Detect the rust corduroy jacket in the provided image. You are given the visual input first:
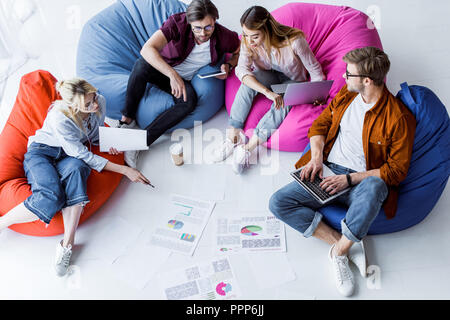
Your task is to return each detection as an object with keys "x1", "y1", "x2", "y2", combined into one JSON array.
[{"x1": 295, "y1": 85, "x2": 416, "y2": 219}]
